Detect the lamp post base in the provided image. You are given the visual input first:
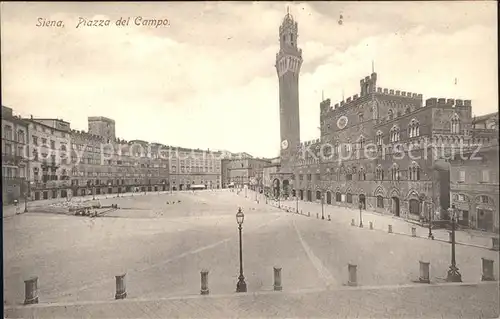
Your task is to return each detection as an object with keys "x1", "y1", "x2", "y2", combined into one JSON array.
[
  {"x1": 236, "y1": 276, "x2": 247, "y2": 293},
  {"x1": 446, "y1": 266, "x2": 462, "y2": 282}
]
